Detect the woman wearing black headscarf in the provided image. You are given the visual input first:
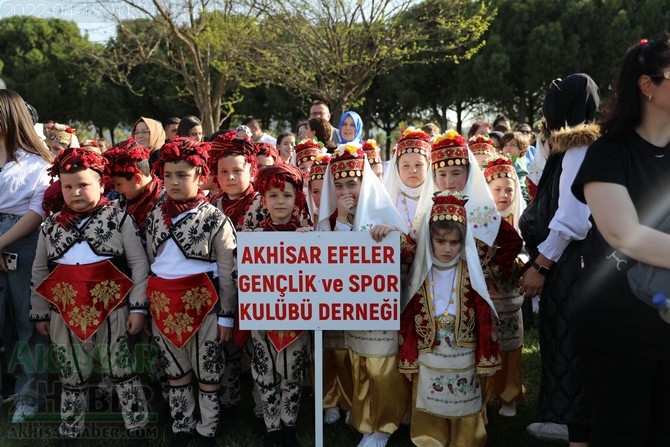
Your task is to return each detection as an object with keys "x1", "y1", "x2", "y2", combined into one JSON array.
[{"x1": 518, "y1": 73, "x2": 600, "y2": 446}]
